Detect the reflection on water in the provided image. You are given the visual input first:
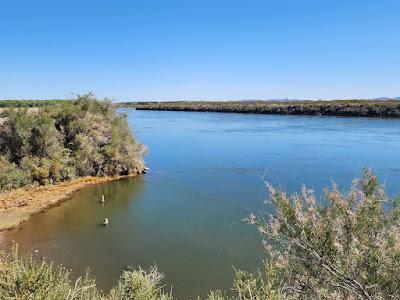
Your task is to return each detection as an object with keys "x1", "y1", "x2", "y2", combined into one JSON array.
[
  {"x1": 0, "y1": 177, "x2": 146, "y2": 289},
  {"x1": 1, "y1": 110, "x2": 400, "y2": 299}
]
